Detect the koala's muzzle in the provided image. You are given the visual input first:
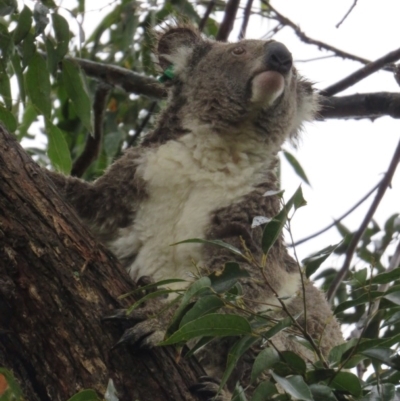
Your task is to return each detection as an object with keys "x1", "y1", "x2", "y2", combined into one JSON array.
[{"x1": 265, "y1": 42, "x2": 293, "y2": 74}]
